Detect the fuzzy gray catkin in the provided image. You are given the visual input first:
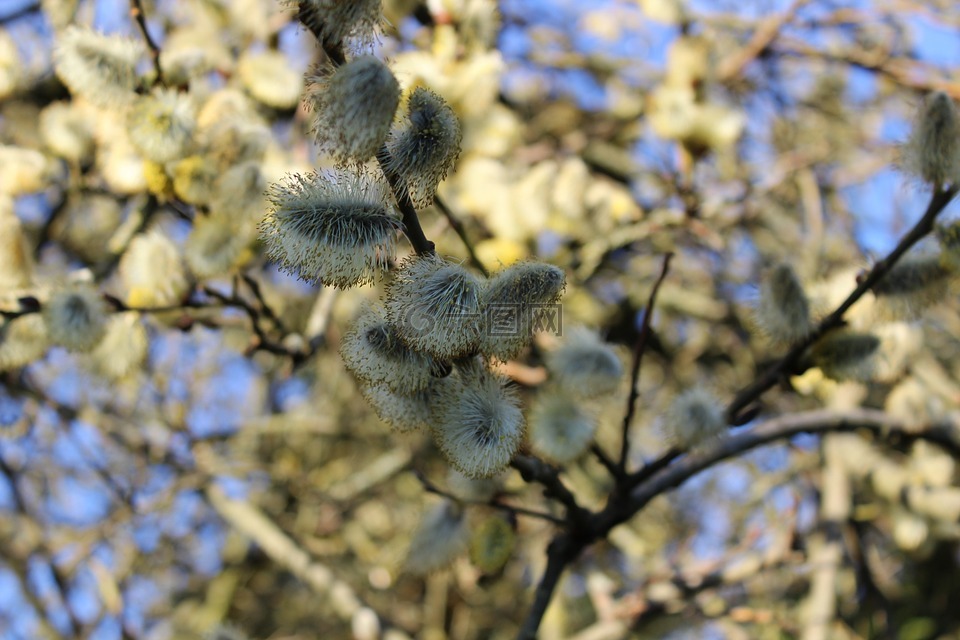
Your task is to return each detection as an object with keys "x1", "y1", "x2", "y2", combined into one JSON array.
[
  {"x1": 259, "y1": 169, "x2": 403, "y2": 288},
  {"x1": 901, "y1": 91, "x2": 960, "y2": 187}
]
